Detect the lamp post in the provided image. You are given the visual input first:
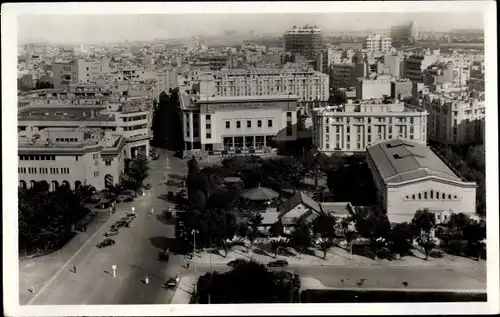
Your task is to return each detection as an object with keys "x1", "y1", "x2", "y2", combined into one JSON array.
[{"x1": 191, "y1": 229, "x2": 199, "y2": 293}]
